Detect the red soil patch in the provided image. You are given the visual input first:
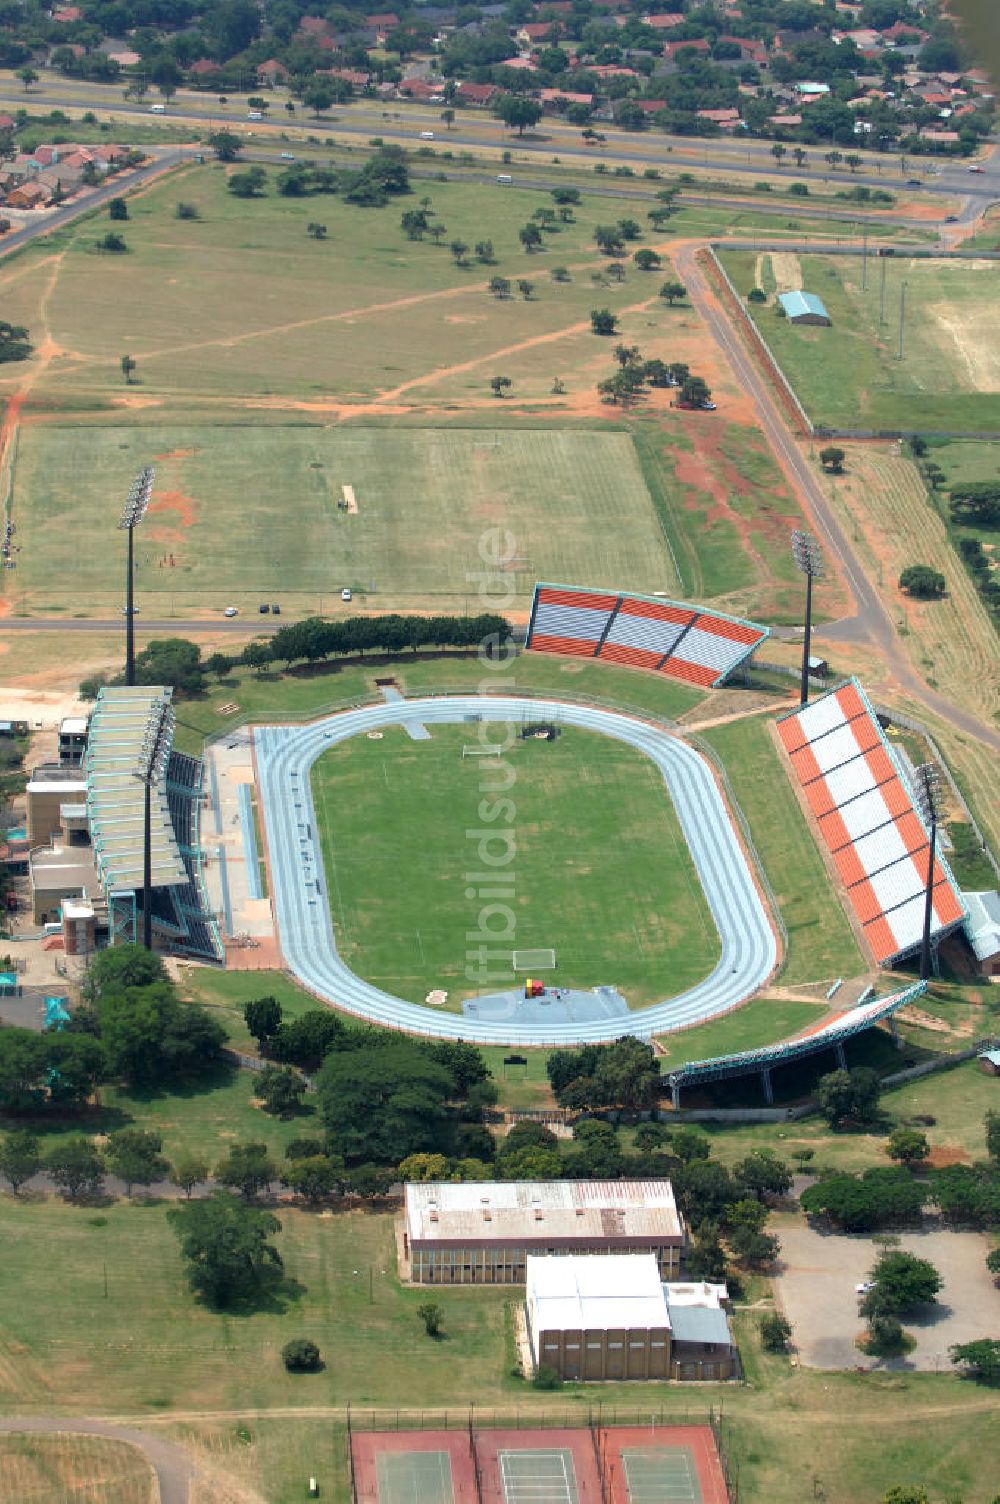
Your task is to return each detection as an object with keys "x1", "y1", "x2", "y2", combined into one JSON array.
[
  {"x1": 670, "y1": 419, "x2": 794, "y2": 576},
  {"x1": 926, "y1": 1144, "x2": 971, "y2": 1169},
  {"x1": 148, "y1": 490, "x2": 197, "y2": 528},
  {"x1": 154, "y1": 447, "x2": 200, "y2": 461}
]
